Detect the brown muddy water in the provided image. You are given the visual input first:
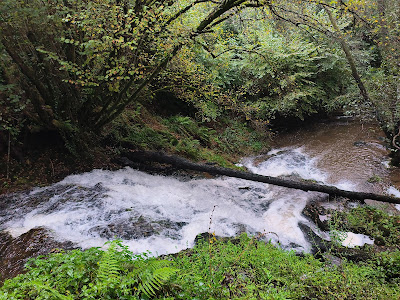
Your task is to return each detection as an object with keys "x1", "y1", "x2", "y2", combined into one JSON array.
[{"x1": 271, "y1": 116, "x2": 400, "y2": 195}]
